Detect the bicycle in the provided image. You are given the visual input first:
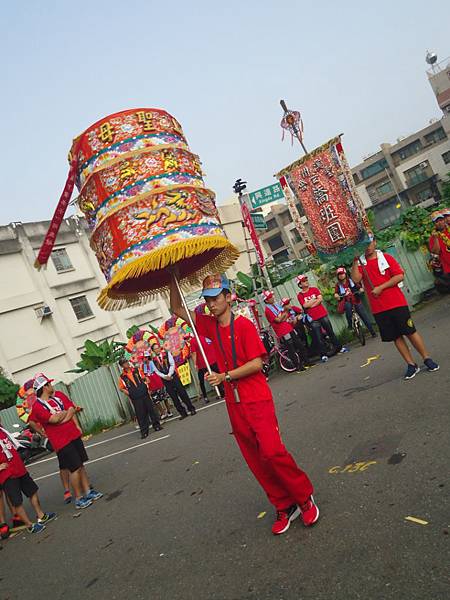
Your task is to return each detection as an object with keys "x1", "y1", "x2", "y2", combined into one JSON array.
[
  {"x1": 338, "y1": 294, "x2": 366, "y2": 347},
  {"x1": 260, "y1": 330, "x2": 301, "y2": 374},
  {"x1": 351, "y1": 303, "x2": 366, "y2": 346}
]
